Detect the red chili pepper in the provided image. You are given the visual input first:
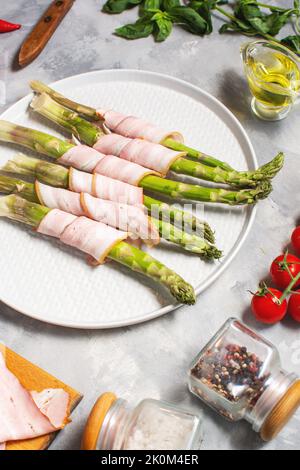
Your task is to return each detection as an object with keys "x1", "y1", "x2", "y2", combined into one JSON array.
[{"x1": 0, "y1": 19, "x2": 21, "y2": 33}]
